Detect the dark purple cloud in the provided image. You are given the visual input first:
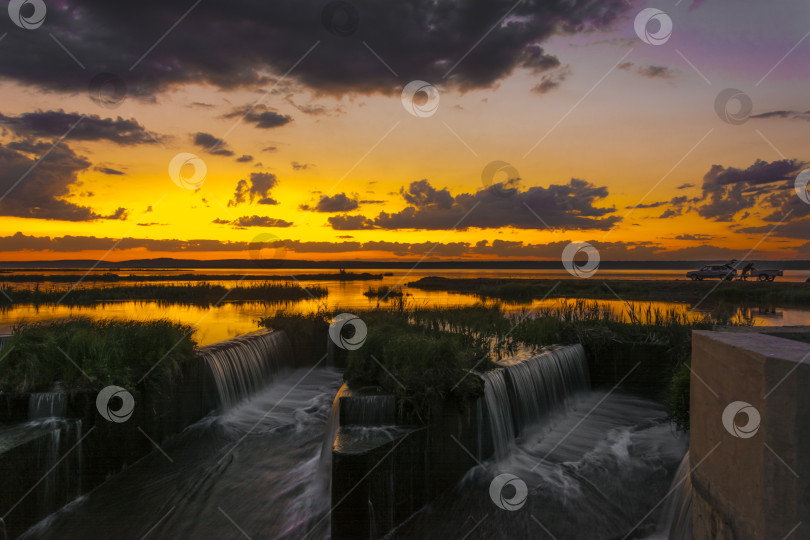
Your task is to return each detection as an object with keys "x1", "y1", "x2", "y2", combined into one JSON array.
[
  {"x1": 302, "y1": 193, "x2": 359, "y2": 213},
  {"x1": 0, "y1": 110, "x2": 159, "y2": 145},
  {"x1": 225, "y1": 106, "x2": 293, "y2": 129},
  {"x1": 0, "y1": 142, "x2": 127, "y2": 221},
  {"x1": 228, "y1": 172, "x2": 280, "y2": 207},
  {"x1": 329, "y1": 177, "x2": 618, "y2": 231},
  {"x1": 193, "y1": 132, "x2": 234, "y2": 156},
  {"x1": 0, "y1": 1, "x2": 630, "y2": 98}
]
